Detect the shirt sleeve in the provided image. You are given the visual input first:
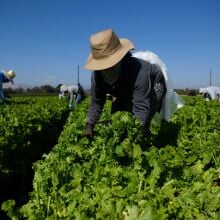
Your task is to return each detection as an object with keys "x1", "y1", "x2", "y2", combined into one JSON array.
[
  {"x1": 87, "y1": 72, "x2": 106, "y2": 124},
  {"x1": 132, "y1": 66, "x2": 151, "y2": 126},
  {"x1": 0, "y1": 73, "x2": 6, "y2": 101}
]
